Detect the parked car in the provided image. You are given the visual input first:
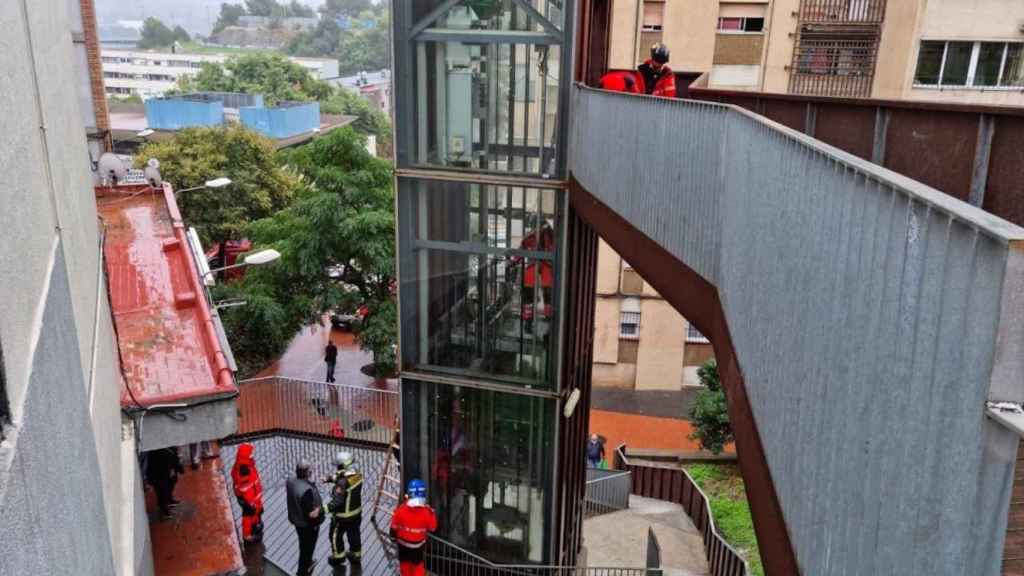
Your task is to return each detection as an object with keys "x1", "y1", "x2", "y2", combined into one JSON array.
[{"x1": 331, "y1": 305, "x2": 368, "y2": 330}]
